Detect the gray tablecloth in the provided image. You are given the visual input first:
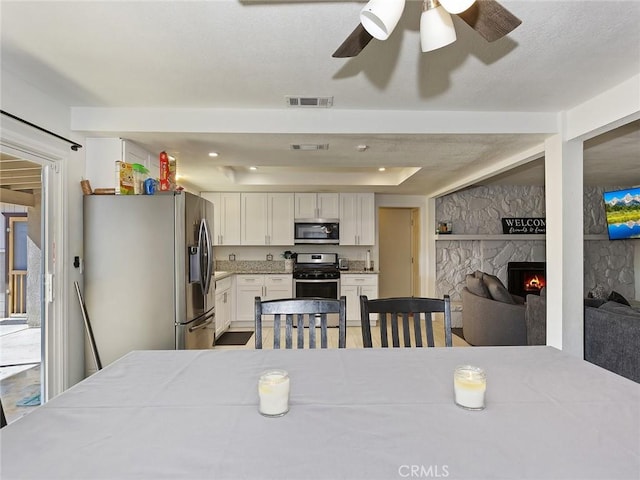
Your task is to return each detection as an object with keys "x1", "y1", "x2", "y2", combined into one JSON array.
[{"x1": 1, "y1": 346, "x2": 639, "y2": 479}]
